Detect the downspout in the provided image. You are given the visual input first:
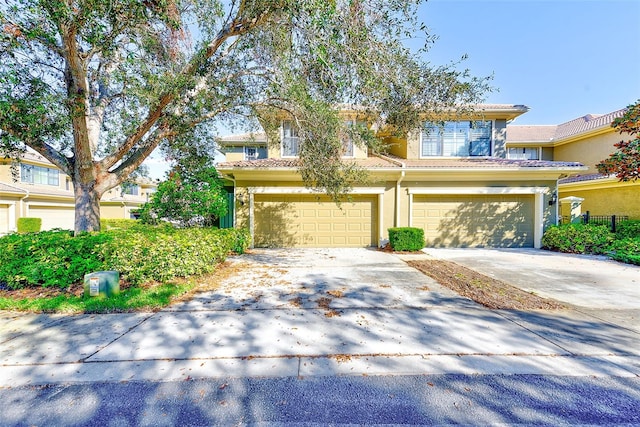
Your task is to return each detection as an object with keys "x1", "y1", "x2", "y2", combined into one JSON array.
[{"x1": 19, "y1": 189, "x2": 29, "y2": 219}]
